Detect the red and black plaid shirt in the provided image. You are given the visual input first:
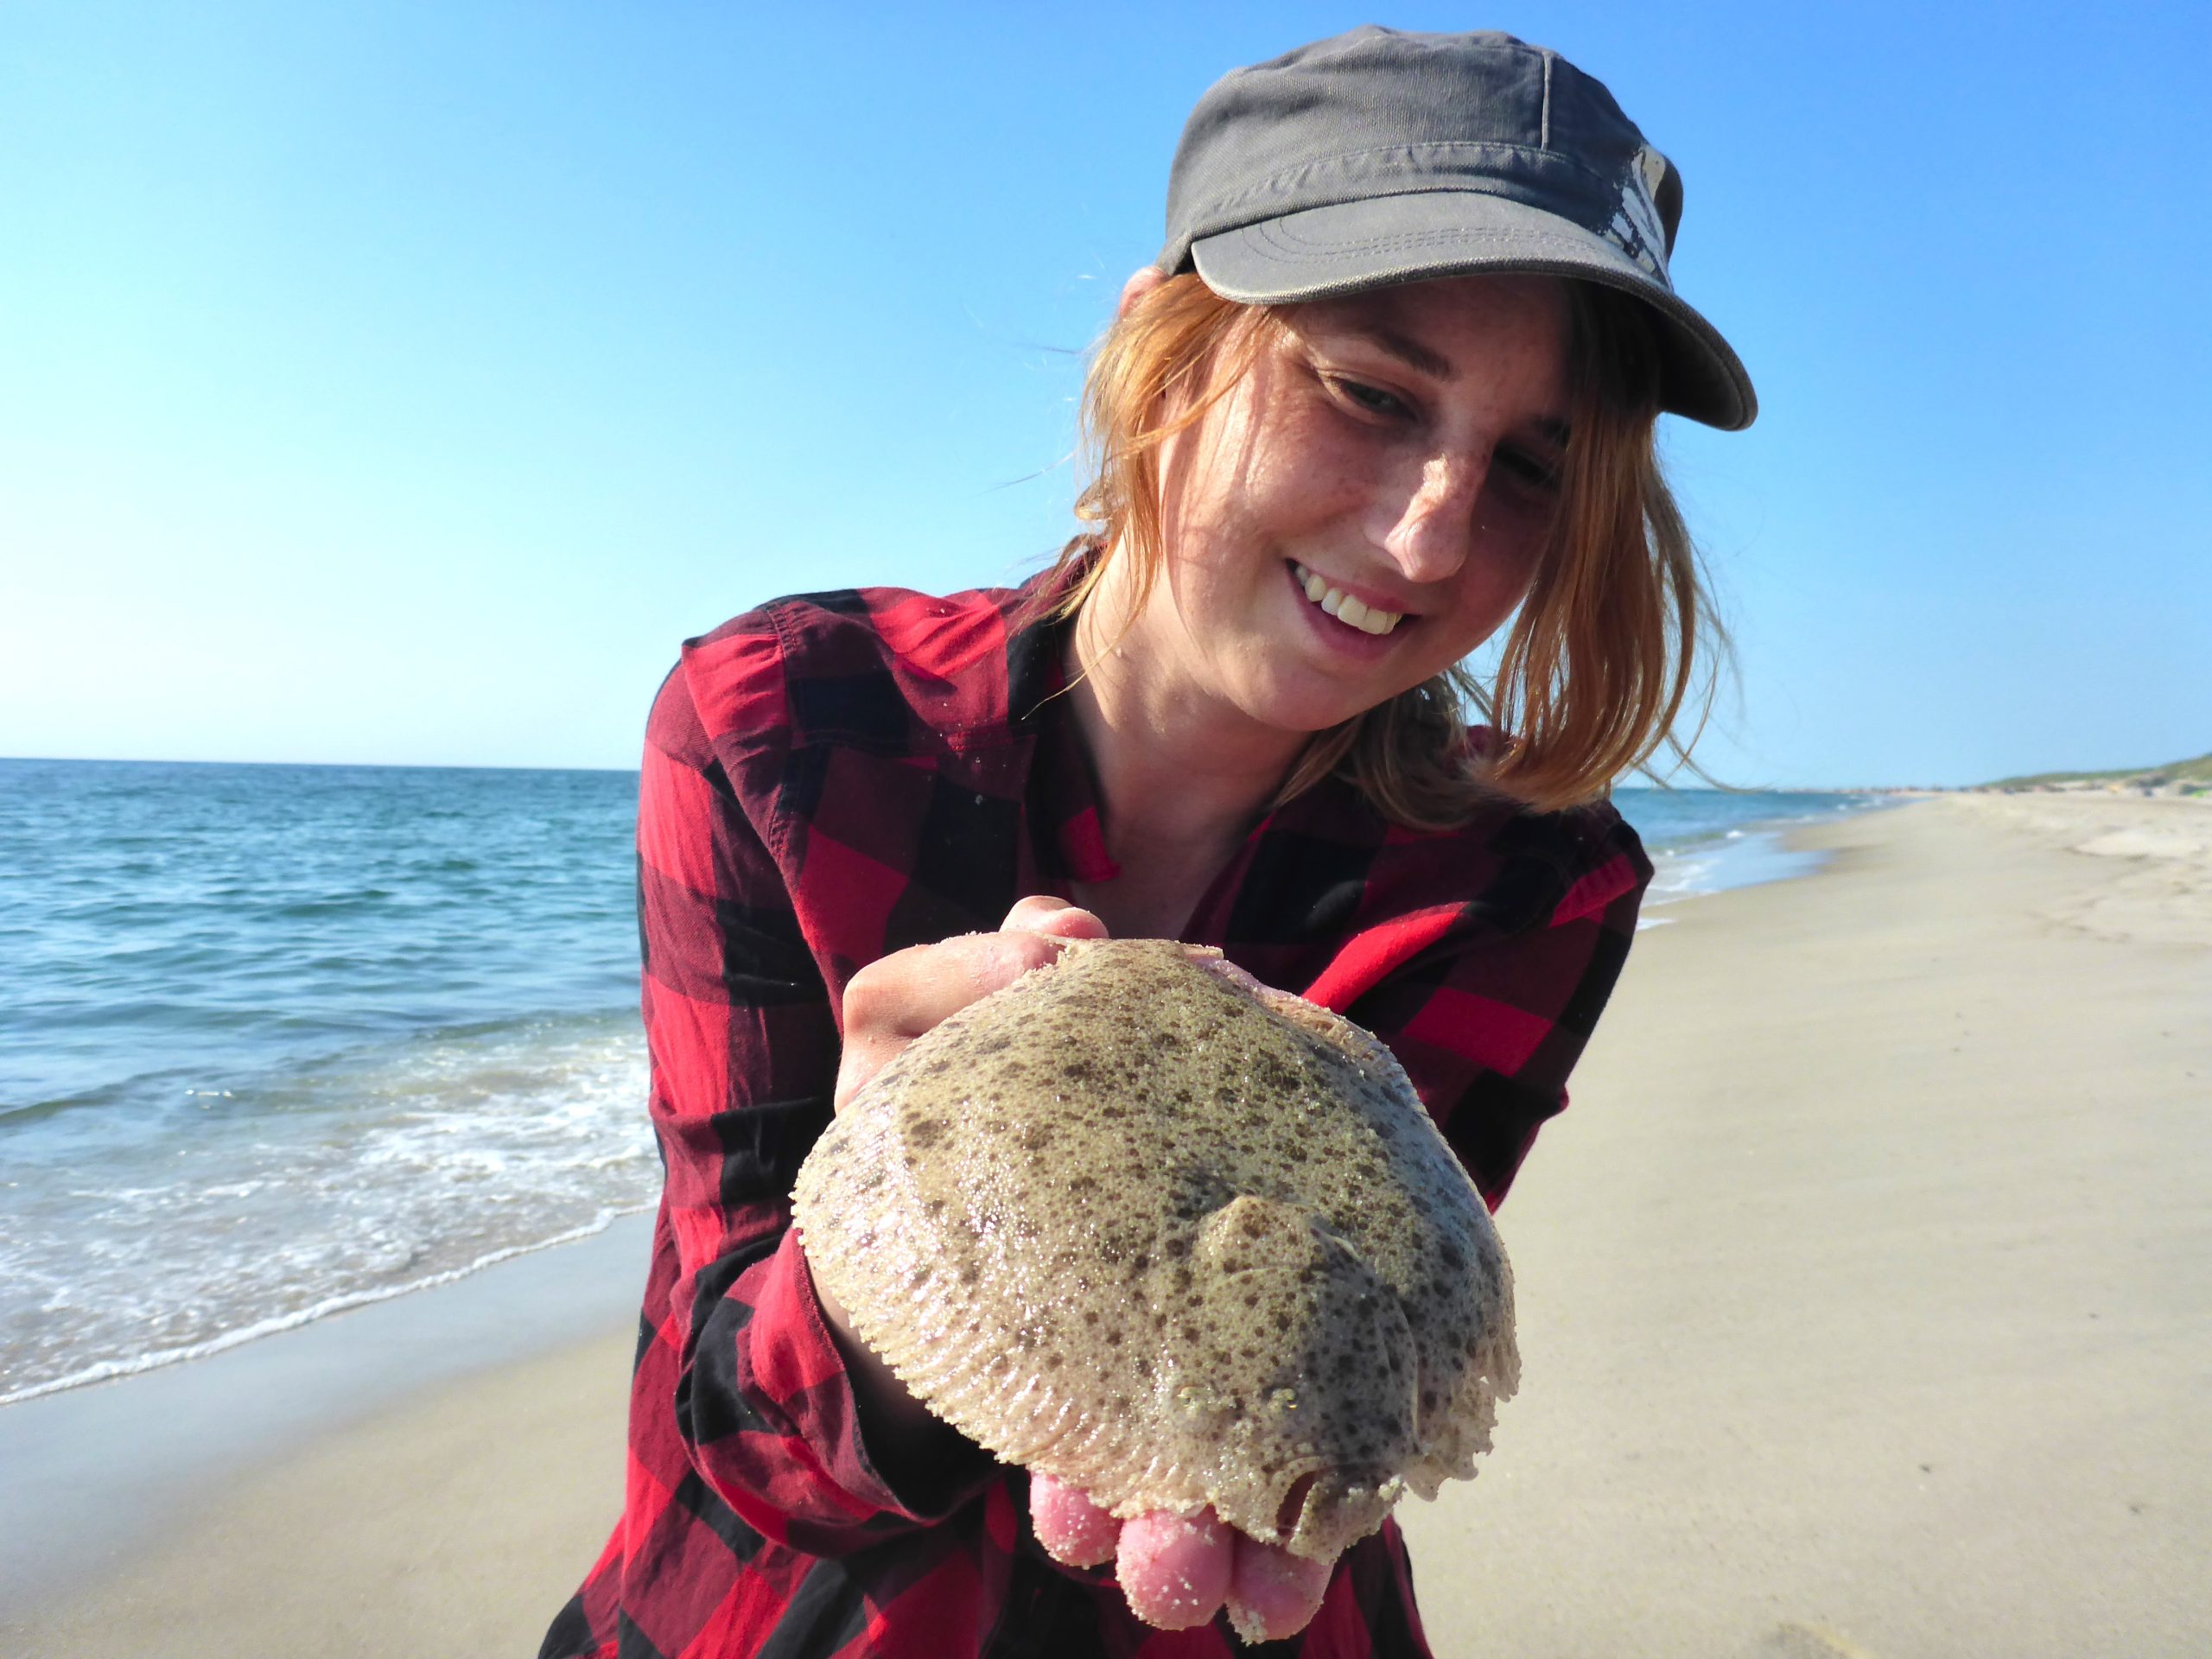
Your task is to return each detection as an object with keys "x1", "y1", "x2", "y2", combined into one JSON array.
[{"x1": 542, "y1": 571, "x2": 1651, "y2": 1659}]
